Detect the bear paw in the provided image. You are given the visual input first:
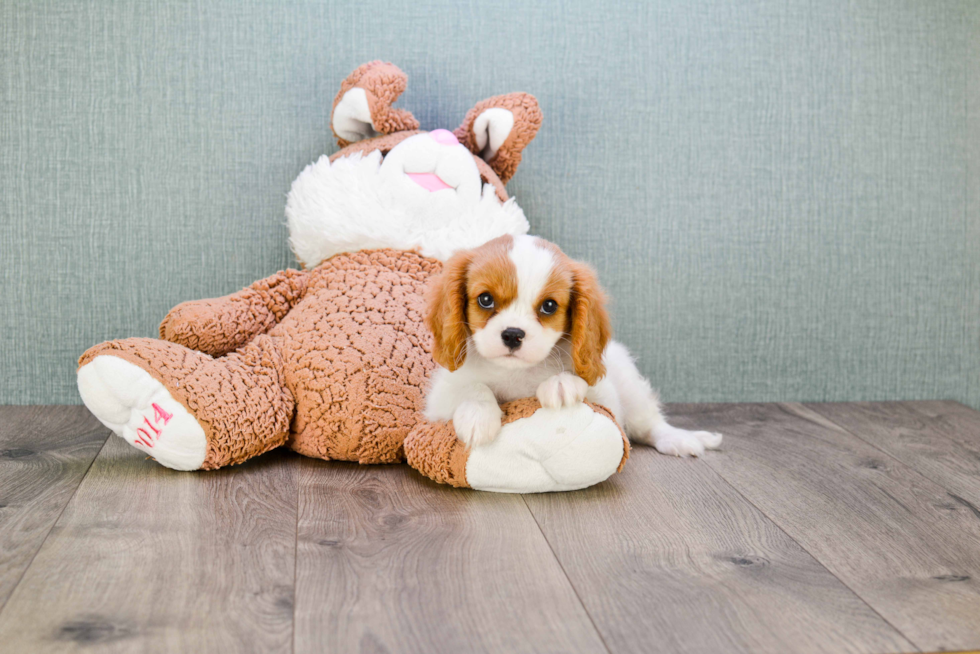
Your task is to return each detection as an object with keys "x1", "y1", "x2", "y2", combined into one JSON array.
[
  {"x1": 466, "y1": 403, "x2": 625, "y2": 493},
  {"x1": 77, "y1": 356, "x2": 206, "y2": 470}
]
